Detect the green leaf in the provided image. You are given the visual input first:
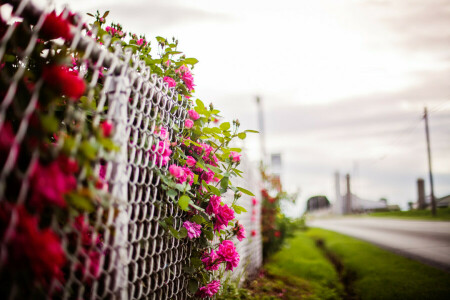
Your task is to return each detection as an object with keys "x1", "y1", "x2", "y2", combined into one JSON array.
[
  {"x1": 178, "y1": 195, "x2": 190, "y2": 211},
  {"x1": 204, "y1": 229, "x2": 214, "y2": 241},
  {"x1": 238, "y1": 132, "x2": 247, "y2": 140},
  {"x1": 191, "y1": 257, "x2": 202, "y2": 268},
  {"x1": 196, "y1": 99, "x2": 205, "y2": 110},
  {"x1": 245, "y1": 129, "x2": 259, "y2": 133},
  {"x1": 40, "y1": 115, "x2": 59, "y2": 132},
  {"x1": 220, "y1": 122, "x2": 230, "y2": 131},
  {"x1": 66, "y1": 192, "x2": 95, "y2": 213},
  {"x1": 167, "y1": 189, "x2": 177, "y2": 200},
  {"x1": 184, "y1": 58, "x2": 199, "y2": 65},
  {"x1": 102, "y1": 11, "x2": 110, "y2": 18},
  {"x1": 80, "y1": 141, "x2": 98, "y2": 160},
  {"x1": 179, "y1": 227, "x2": 188, "y2": 239},
  {"x1": 98, "y1": 137, "x2": 119, "y2": 152},
  {"x1": 232, "y1": 204, "x2": 247, "y2": 214},
  {"x1": 237, "y1": 187, "x2": 255, "y2": 196},
  {"x1": 191, "y1": 214, "x2": 205, "y2": 225},
  {"x1": 220, "y1": 177, "x2": 229, "y2": 191},
  {"x1": 188, "y1": 279, "x2": 199, "y2": 294},
  {"x1": 168, "y1": 226, "x2": 180, "y2": 239},
  {"x1": 156, "y1": 36, "x2": 166, "y2": 44},
  {"x1": 206, "y1": 184, "x2": 221, "y2": 196}
]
